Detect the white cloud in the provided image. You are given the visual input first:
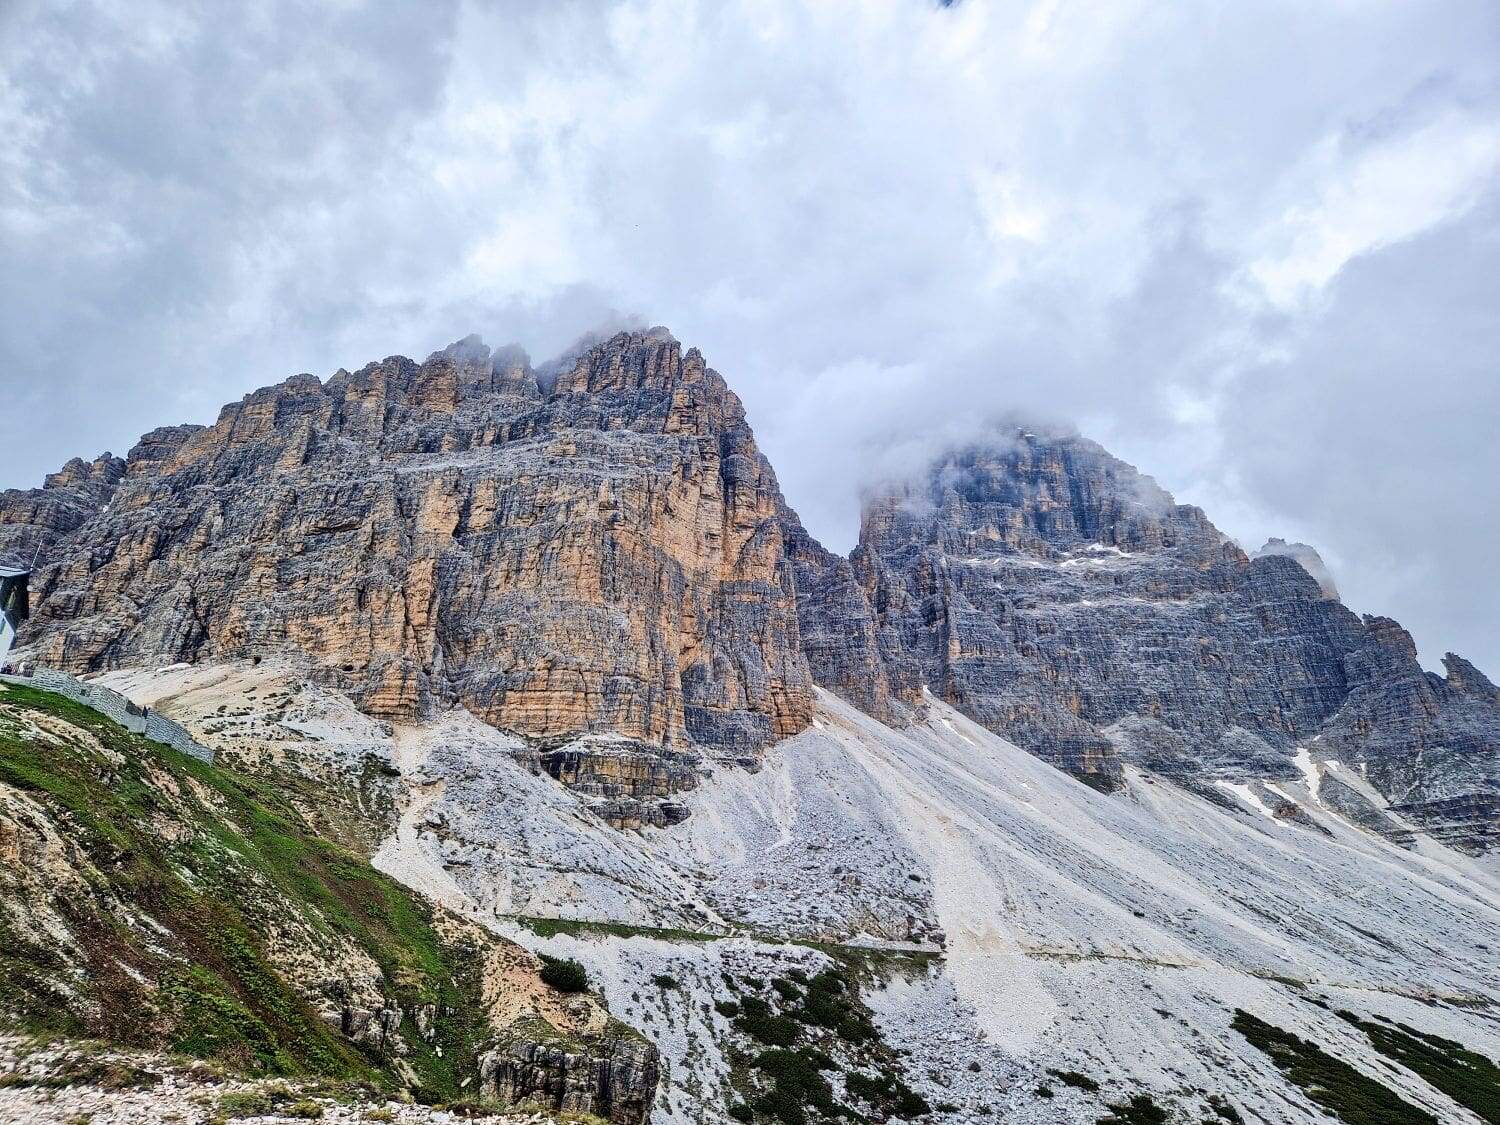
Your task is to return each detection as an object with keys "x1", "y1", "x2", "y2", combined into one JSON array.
[
  {"x1": 1250, "y1": 111, "x2": 1500, "y2": 305},
  {"x1": 1, "y1": 0, "x2": 1498, "y2": 670}
]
